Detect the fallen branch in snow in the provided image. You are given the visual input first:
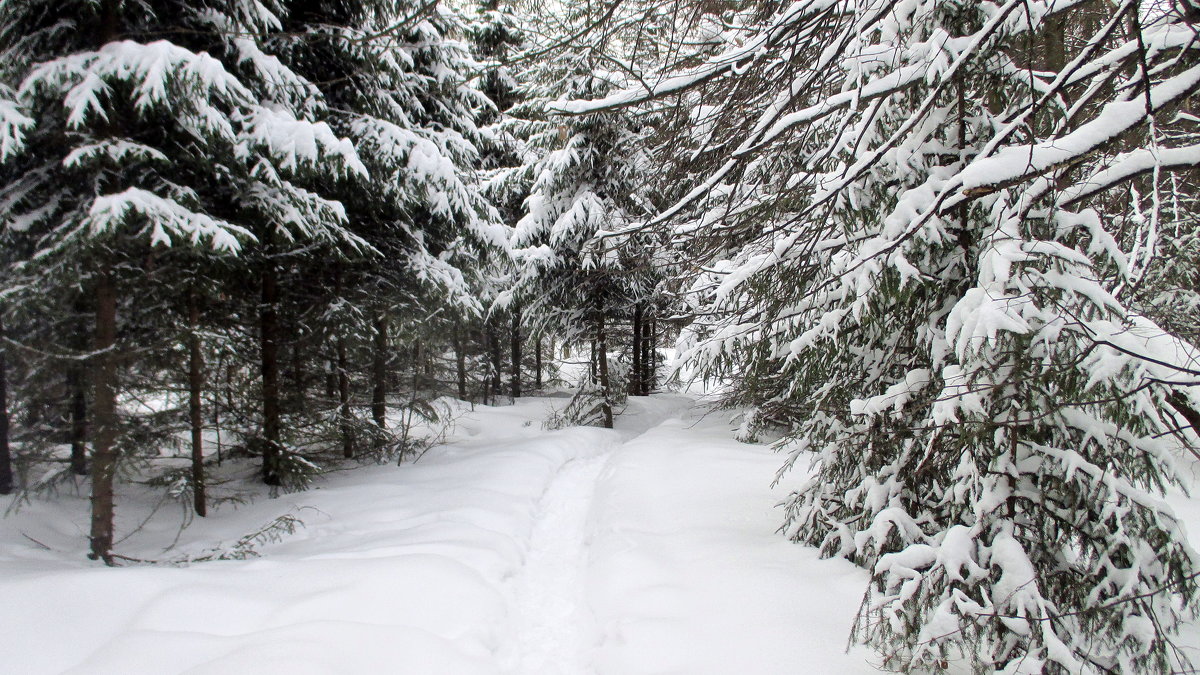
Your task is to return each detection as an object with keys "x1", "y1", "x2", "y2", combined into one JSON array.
[{"x1": 100, "y1": 509, "x2": 313, "y2": 566}]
